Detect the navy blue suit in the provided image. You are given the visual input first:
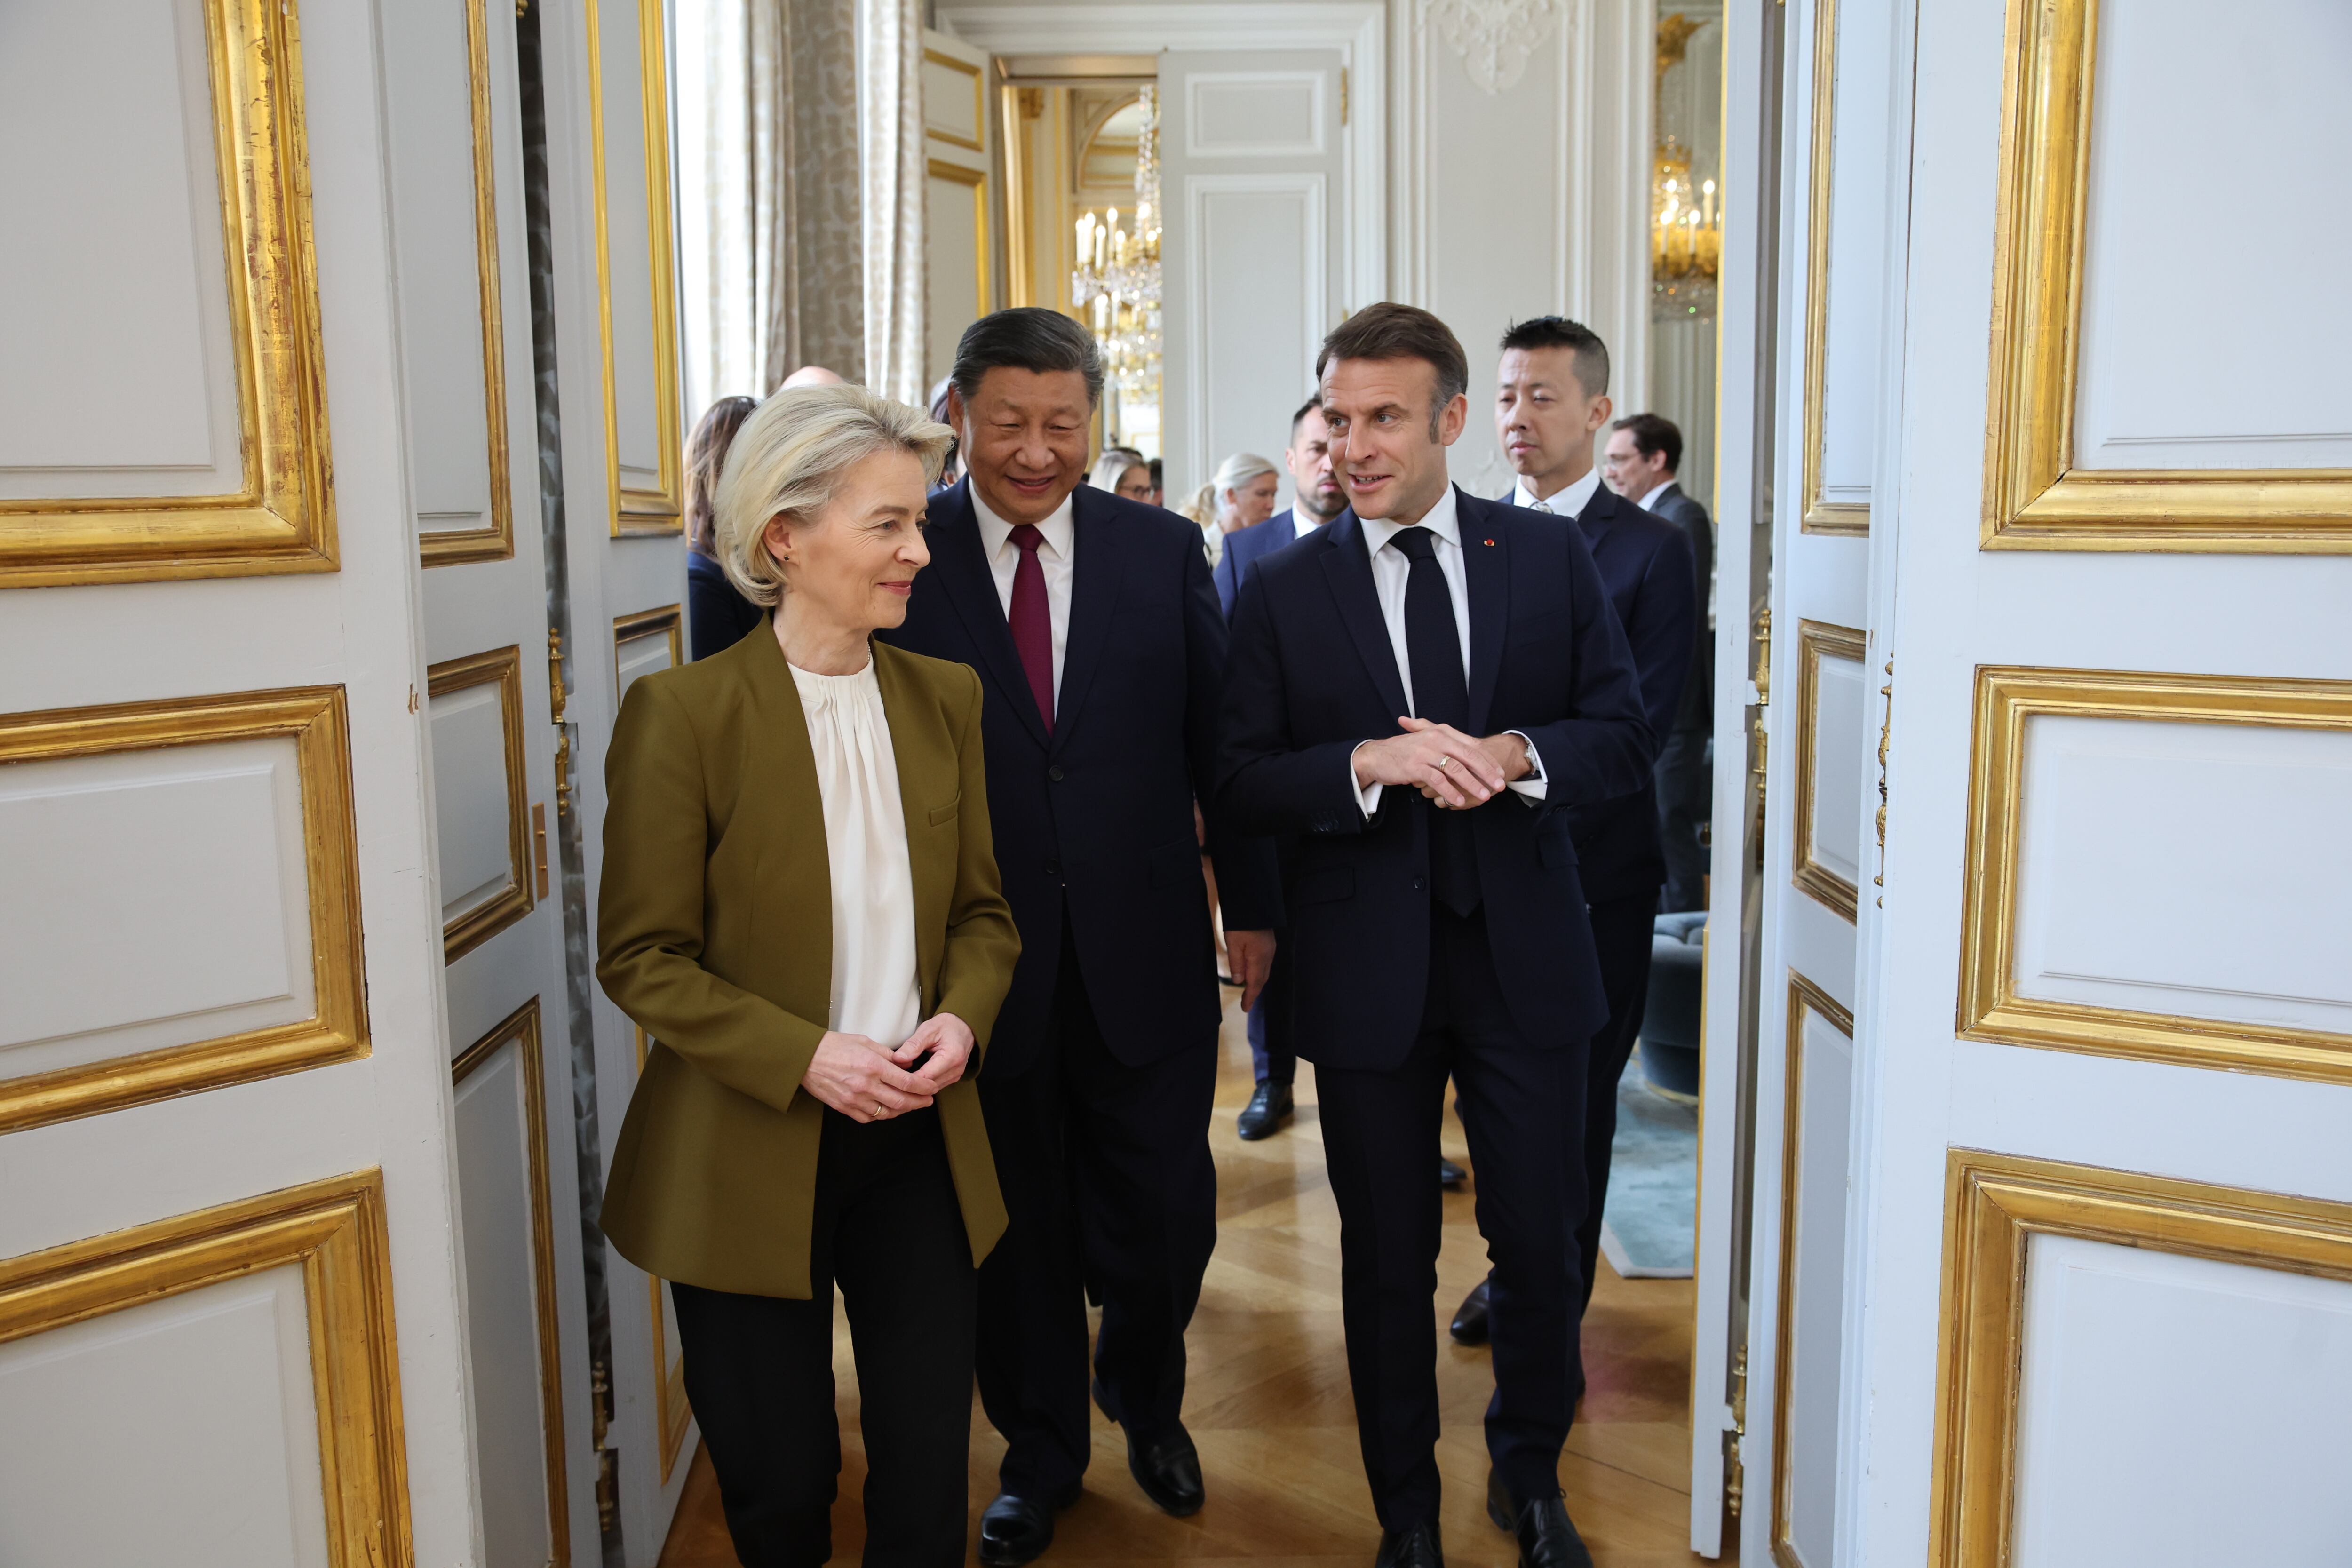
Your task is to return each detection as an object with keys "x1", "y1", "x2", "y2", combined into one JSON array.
[
  {"x1": 1210, "y1": 507, "x2": 1331, "y2": 1087},
  {"x1": 1510, "y1": 480, "x2": 1697, "y2": 1317},
  {"x1": 882, "y1": 477, "x2": 1278, "y2": 1496},
  {"x1": 1215, "y1": 486, "x2": 1652, "y2": 1527},
  {"x1": 1646, "y1": 481, "x2": 1715, "y2": 911}
]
